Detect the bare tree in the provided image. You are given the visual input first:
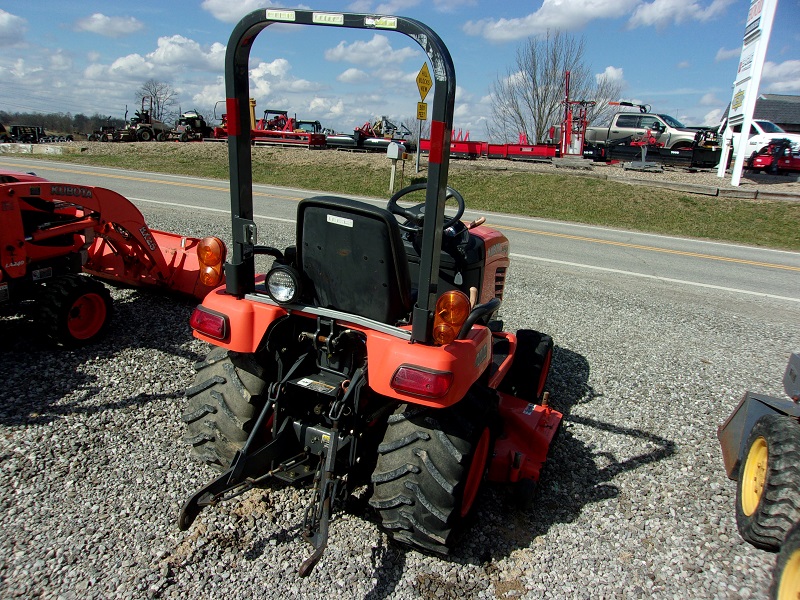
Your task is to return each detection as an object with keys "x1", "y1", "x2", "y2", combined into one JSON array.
[
  {"x1": 135, "y1": 79, "x2": 179, "y2": 123},
  {"x1": 488, "y1": 31, "x2": 623, "y2": 143}
]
